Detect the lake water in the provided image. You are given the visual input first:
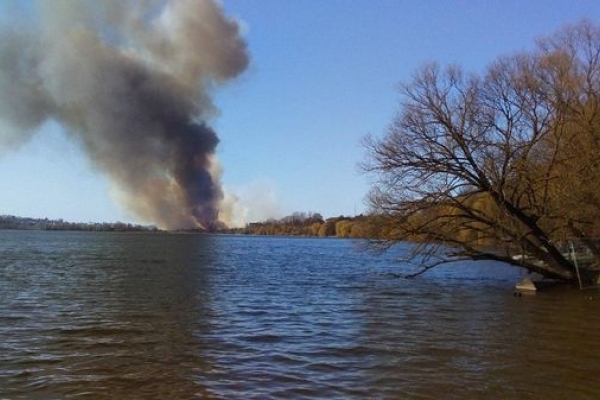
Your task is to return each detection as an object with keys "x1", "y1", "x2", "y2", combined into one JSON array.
[{"x1": 1, "y1": 230, "x2": 600, "y2": 399}]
